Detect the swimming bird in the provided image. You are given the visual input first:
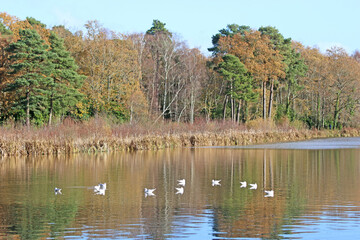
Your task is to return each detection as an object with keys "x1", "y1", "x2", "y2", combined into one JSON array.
[
  {"x1": 175, "y1": 187, "x2": 184, "y2": 194},
  {"x1": 144, "y1": 188, "x2": 156, "y2": 194},
  {"x1": 212, "y1": 180, "x2": 221, "y2": 186},
  {"x1": 177, "y1": 179, "x2": 185, "y2": 186},
  {"x1": 94, "y1": 183, "x2": 107, "y2": 192},
  {"x1": 249, "y1": 183, "x2": 257, "y2": 190},
  {"x1": 54, "y1": 187, "x2": 62, "y2": 195},
  {"x1": 240, "y1": 181, "x2": 247, "y2": 188},
  {"x1": 264, "y1": 190, "x2": 274, "y2": 197}
]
